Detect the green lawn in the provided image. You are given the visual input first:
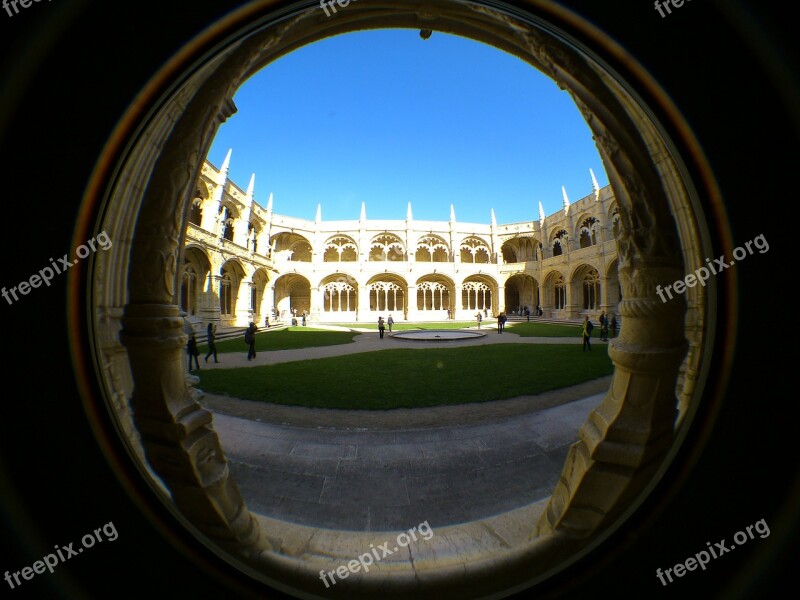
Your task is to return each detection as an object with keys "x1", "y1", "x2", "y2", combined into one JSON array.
[
  {"x1": 334, "y1": 321, "x2": 477, "y2": 331},
  {"x1": 504, "y1": 322, "x2": 585, "y2": 337},
  {"x1": 196, "y1": 344, "x2": 613, "y2": 410},
  {"x1": 198, "y1": 327, "x2": 357, "y2": 354}
]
